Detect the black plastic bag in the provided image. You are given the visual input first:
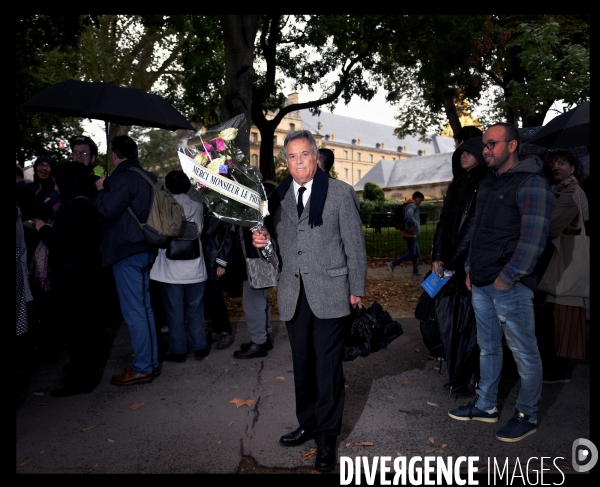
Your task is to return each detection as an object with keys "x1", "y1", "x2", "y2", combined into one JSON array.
[{"x1": 343, "y1": 301, "x2": 403, "y2": 362}]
